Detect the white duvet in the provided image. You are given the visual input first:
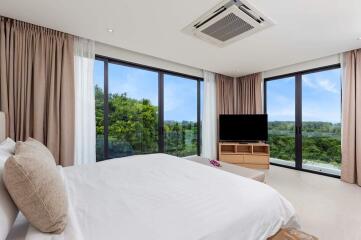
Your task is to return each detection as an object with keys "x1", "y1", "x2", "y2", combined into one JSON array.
[{"x1": 21, "y1": 154, "x2": 298, "y2": 240}]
